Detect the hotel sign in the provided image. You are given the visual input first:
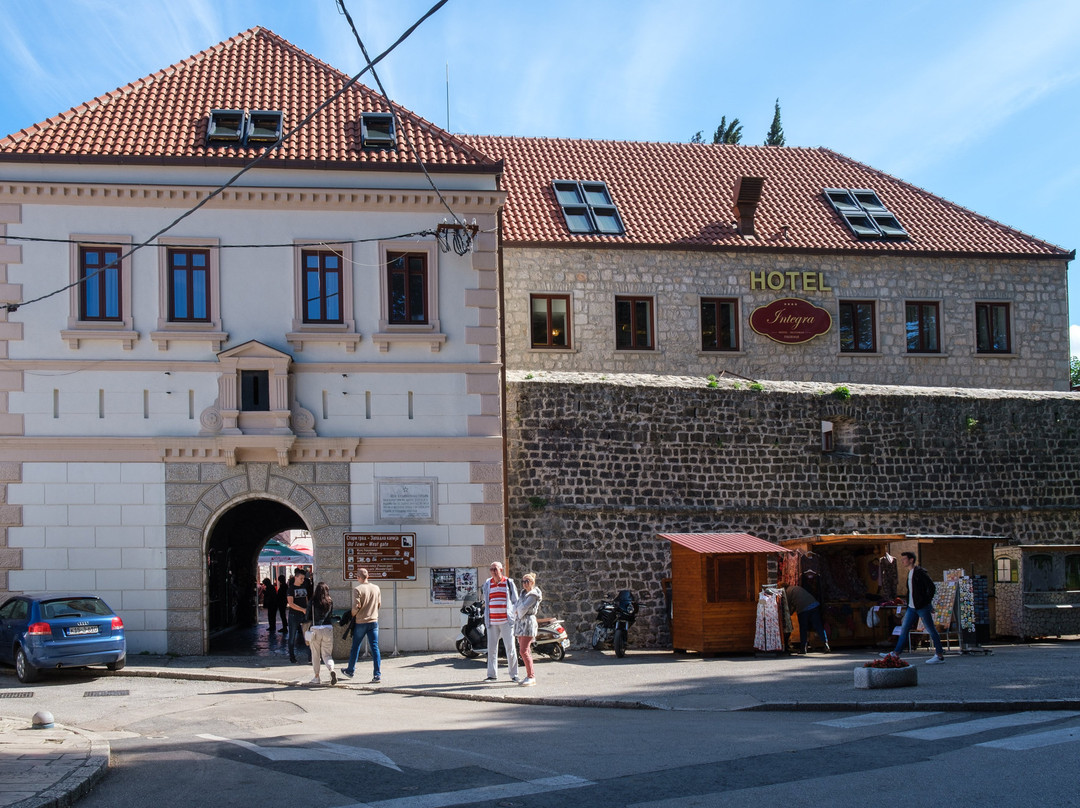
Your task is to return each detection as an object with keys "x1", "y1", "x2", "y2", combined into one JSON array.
[{"x1": 750, "y1": 298, "x2": 832, "y2": 345}]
